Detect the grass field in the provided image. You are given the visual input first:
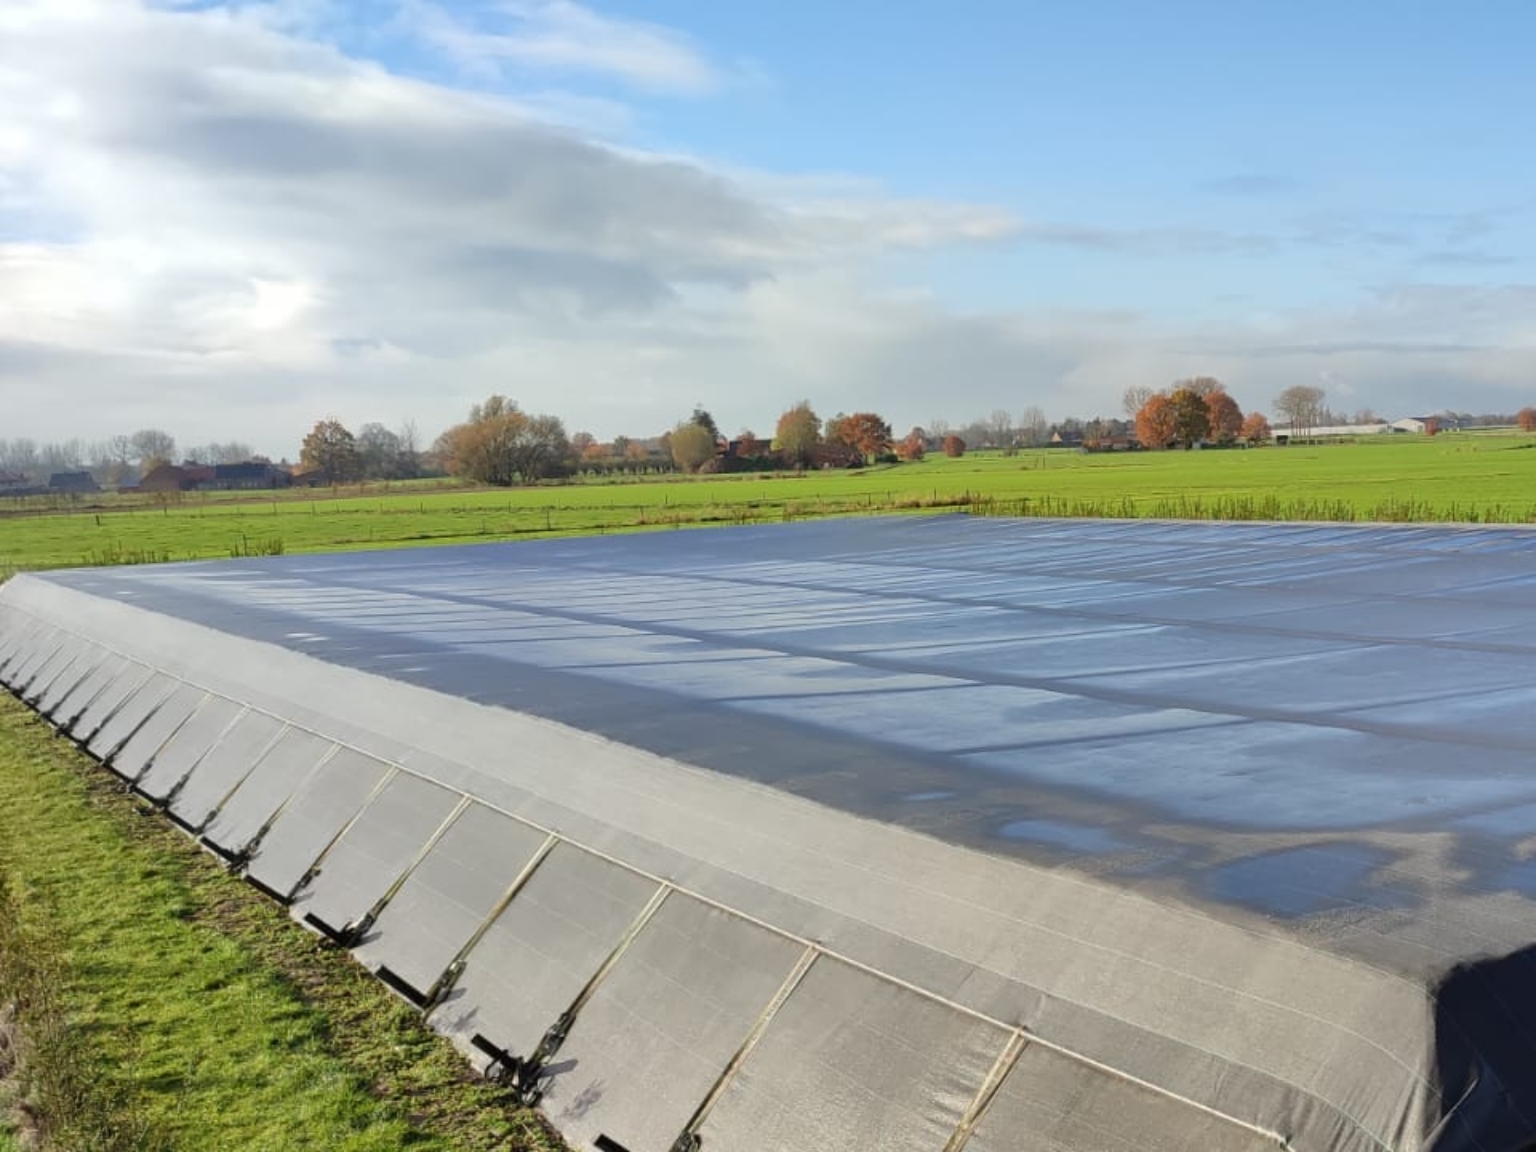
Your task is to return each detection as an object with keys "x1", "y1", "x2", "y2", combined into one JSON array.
[
  {"x1": 4, "y1": 432, "x2": 1536, "y2": 572},
  {"x1": 0, "y1": 694, "x2": 562, "y2": 1152}
]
